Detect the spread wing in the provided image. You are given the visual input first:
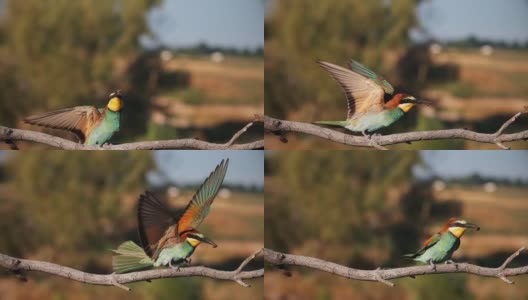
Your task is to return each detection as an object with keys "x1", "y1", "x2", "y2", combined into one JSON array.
[
  {"x1": 24, "y1": 106, "x2": 102, "y2": 143},
  {"x1": 411, "y1": 232, "x2": 441, "y2": 258},
  {"x1": 137, "y1": 191, "x2": 177, "y2": 258},
  {"x1": 177, "y1": 159, "x2": 229, "y2": 234},
  {"x1": 347, "y1": 60, "x2": 394, "y2": 95},
  {"x1": 318, "y1": 61, "x2": 386, "y2": 120}
]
